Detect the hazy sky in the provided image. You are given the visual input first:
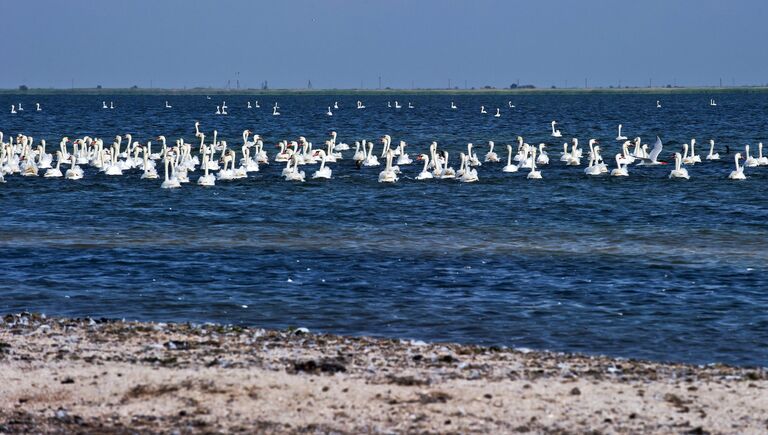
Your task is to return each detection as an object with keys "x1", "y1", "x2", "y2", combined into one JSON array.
[{"x1": 2, "y1": 0, "x2": 766, "y2": 89}]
